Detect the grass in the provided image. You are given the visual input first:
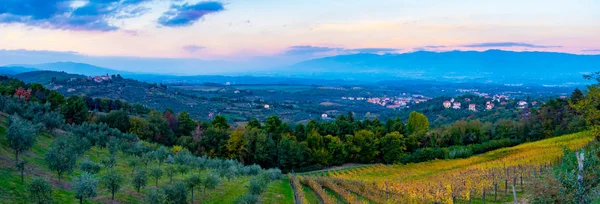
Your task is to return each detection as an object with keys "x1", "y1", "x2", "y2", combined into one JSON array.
[
  {"x1": 261, "y1": 177, "x2": 295, "y2": 204},
  {"x1": 301, "y1": 184, "x2": 320, "y2": 203}
]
